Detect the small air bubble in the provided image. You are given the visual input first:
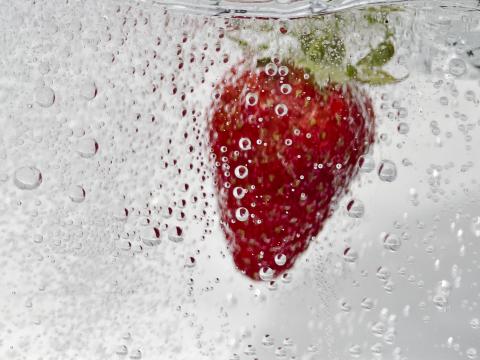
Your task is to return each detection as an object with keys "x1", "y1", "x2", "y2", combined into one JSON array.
[
  {"x1": 275, "y1": 104, "x2": 288, "y2": 117},
  {"x1": 76, "y1": 137, "x2": 98, "y2": 158},
  {"x1": 280, "y1": 84, "x2": 292, "y2": 94},
  {"x1": 233, "y1": 187, "x2": 247, "y2": 200},
  {"x1": 35, "y1": 86, "x2": 55, "y2": 107},
  {"x1": 234, "y1": 165, "x2": 248, "y2": 179},
  {"x1": 346, "y1": 199, "x2": 365, "y2": 218},
  {"x1": 378, "y1": 160, "x2": 397, "y2": 182},
  {"x1": 68, "y1": 185, "x2": 86, "y2": 203},
  {"x1": 278, "y1": 65, "x2": 289, "y2": 76},
  {"x1": 259, "y1": 267, "x2": 274, "y2": 281},
  {"x1": 265, "y1": 63, "x2": 278, "y2": 76},
  {"x1": 14, "y1": 166, "x2": 42, "y2": 190},
  {"x1": 235, "y1": 207, "x2": 249, "y2": 222},
  {"x1": 449, "y1": 58, "x2": 467, "y2": 76},
  {"x1": 383, "y1": 233, "x2": 401, "y2": 251},
  {"x1": 239, "y1": 138, "x2": 252, "y2": 151},
  {"x1": 274, "y1": 254, "x2": 287, "y2": 266},
  {"x1": 245, "y1": 92, "x2": 258, "y2": 107}
]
